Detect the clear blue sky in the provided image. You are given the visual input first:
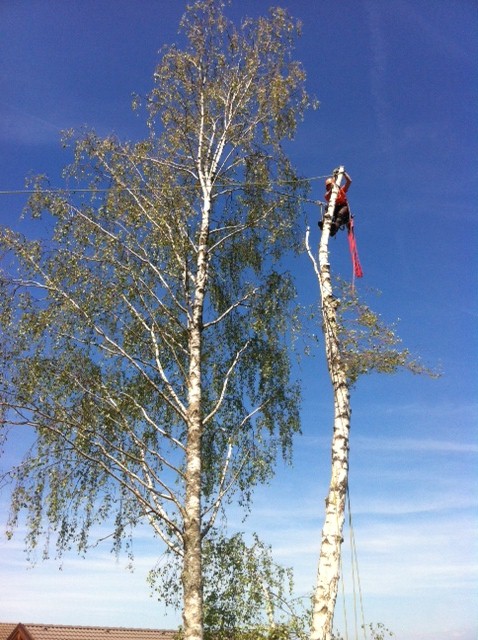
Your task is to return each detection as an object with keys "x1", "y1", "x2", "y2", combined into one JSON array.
[{"x1": 0, "y1": 1, "x2": 476, "y2": 639}]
